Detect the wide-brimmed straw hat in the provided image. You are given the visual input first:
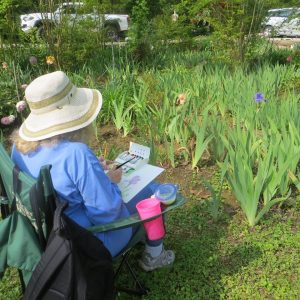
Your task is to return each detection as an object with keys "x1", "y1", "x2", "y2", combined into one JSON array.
[{"x1": 19, "y1": 71, "x2": 102, "y2": 141}]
